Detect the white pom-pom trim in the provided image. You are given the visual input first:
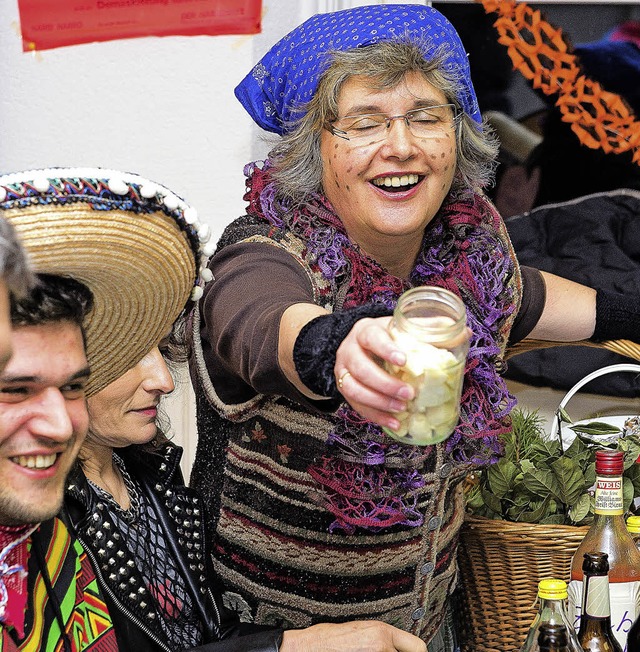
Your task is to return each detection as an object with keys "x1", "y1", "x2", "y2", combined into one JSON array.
[
  {"x1": 32, "y1": 176, "x2": 51, "y2": 193},
  {"x1": 202, "y1": 241, "x2": 216, "y2": 257},
  {"x1": 163, "y1": 194, "x2": 179, "y2": 210},
  {"x1": 184, "y1": 206, "x2": 198, "y2": 225},
  {"x1": 197, "y1": 224, "x2": 211, "y2": 243},
  {"x1": 140, "y1": 183, "x2": 158, "y2": 199},
  {"x1": 108, "y1": 178, "x2": 129, "y2": 195}
]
